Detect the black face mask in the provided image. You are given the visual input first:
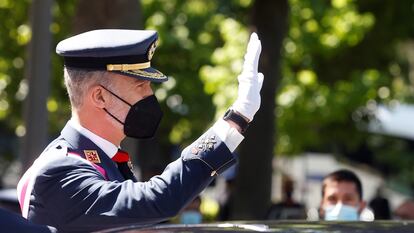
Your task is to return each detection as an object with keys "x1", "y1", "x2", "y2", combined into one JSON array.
[{"x1": 101, "y1": 85, "x2": 163, "y2": 139}]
